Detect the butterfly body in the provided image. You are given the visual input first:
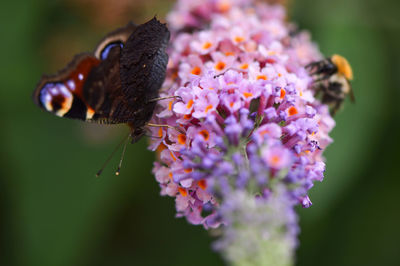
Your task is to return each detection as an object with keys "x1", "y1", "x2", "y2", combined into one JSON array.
[{"x1": 33, "y1": 18, "x2": 170, "y2": 142}]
